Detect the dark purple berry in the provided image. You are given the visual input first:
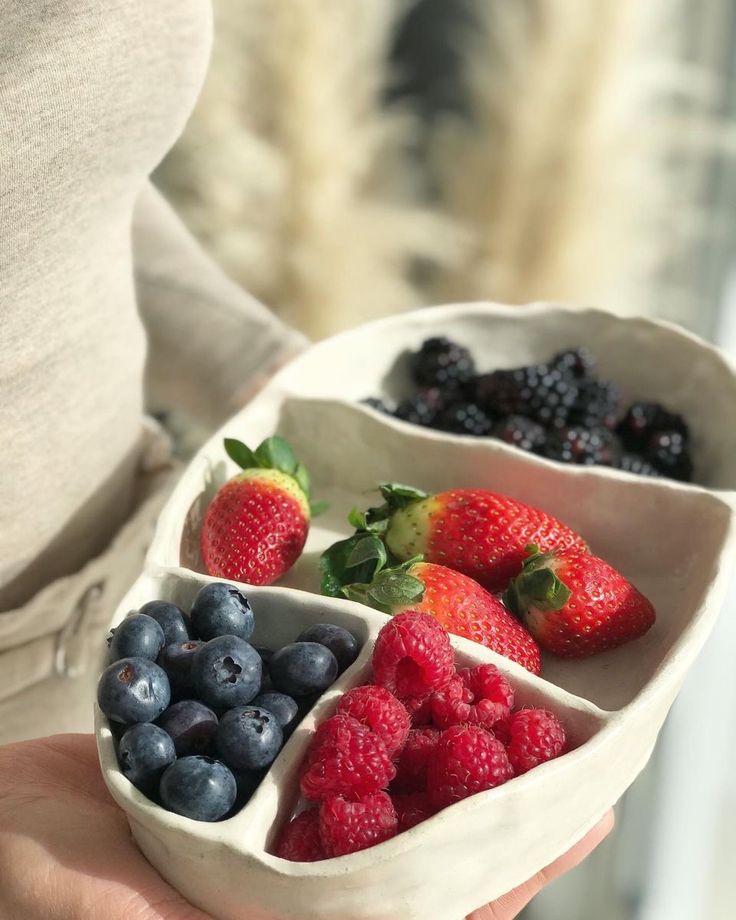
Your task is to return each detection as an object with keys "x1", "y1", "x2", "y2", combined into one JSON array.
[
  {"x1": 216, "y1": 706, "x2": 284, "y2": 772},
  {"x1": 295, "y1": 623, "x2": 360, "y2": 673},
  {"x1": 193, "y1": 635, "x2": 262, "y2": 712},
  {"x1": 138, "y1": 601, "x2": 191, "y2": 645},
  {"x1": 491, "y1": 415, "x2": 546, "y2": 453},
  {"x1": 475, "y1": 365, "x2": 579, "y2": 428},
  {"x1": 252, "y1": 692, "x2": 300, "y2": 734},
  {"x1": 434, "y1": 402, "x2": 492, "y2": 436},
  {"x1": 156, "y1": 700, "x2": 219, "y2": 757},
  {"x1": 543, "y1": 426, "x2": 618, "y2": 466},
  {"x1": 569, "y1": 379, "x2": 620, "y2": 430},
  {"x1": 361, "y1": 396, "x2": 393, "y2": 414},
  {"x1": 190, "y1": 582, "x2": 255, "y2": 642},
  {"x1": 118, "y1": 723, "x2": 176, "y2": 796},
  {"x1": 97, "y1": 658, "x2": 171, "y2": 725},
  {"x1": 614, "y1": 453, "x2": 661, "y2": 477},
  {"x1": 157, "y1": 640, "x2": 205, "y2": 701},
  {"x1": 269, "y1": 642, "x2": 338, "y2": 697},
  {"x1": 552, "y1": 348, "x2": 596, "y2": 378},
  {"x1": 616, "y1": 402, "x2": 689, "y2": 452},
  {"x1": 646, "y1": 430, "x2": 694, "y2": 482},
  {"x1": 107, "y1": 614, "x2": 165, "y2": 664},
  {"x1": 410, "y1": 337, "x2": 476, "y2": 388},
  {"x1": 159, "y1": 756, "x2": 237, "y2": 822},
  {"x1": 394, "y1": 388, "x2": 445, "y2": 427}
]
